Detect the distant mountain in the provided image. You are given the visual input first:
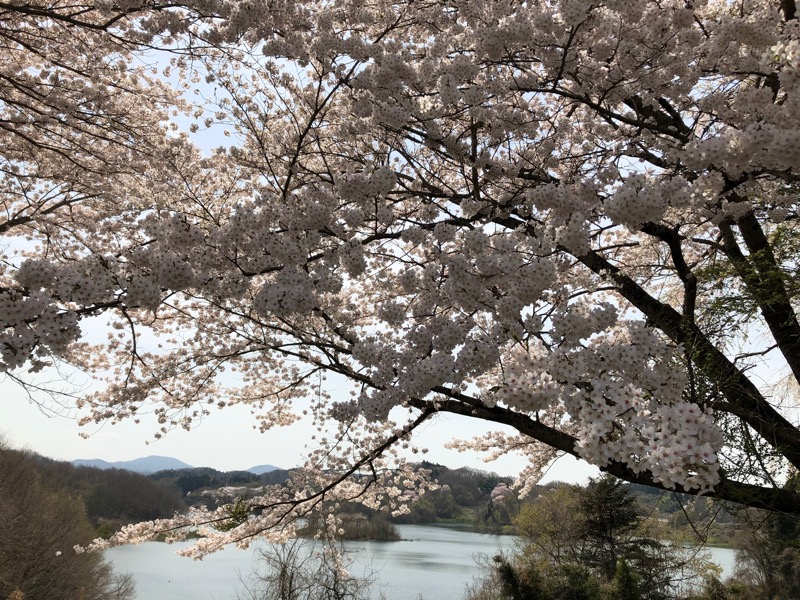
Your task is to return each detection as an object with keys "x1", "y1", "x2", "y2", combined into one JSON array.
[
  {"x1": 71, "y1": 455, "x2": 194, "y2": 474},
  {"x1": 247, "y1": 463, "x2": 281, "y2": 475}
]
